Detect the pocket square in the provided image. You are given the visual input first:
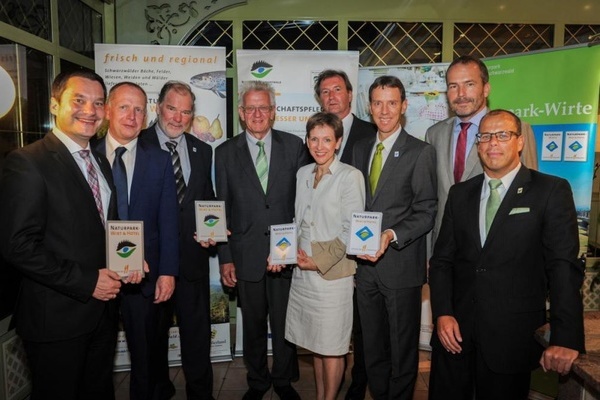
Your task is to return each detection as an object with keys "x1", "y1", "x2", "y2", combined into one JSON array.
[{"x1": 509, "y1": 207, "x2": 530, "y2": 215}]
